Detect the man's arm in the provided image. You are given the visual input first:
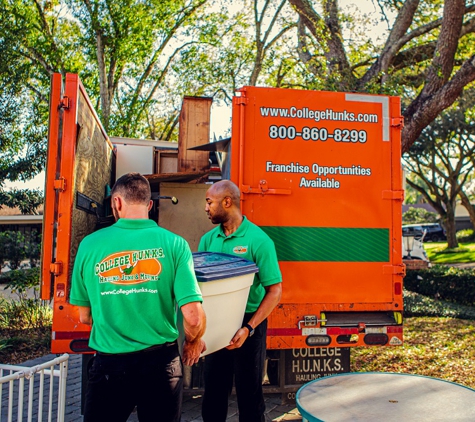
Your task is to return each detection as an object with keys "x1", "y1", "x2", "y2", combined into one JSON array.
[
  {"x1": 78, "y1": 306, "x2": 92, "y2": 326},
  {"x1": 227, "y1": 282, "x2": 282, "y2": 350},
  {"x1": 181, "y1": 301, "x2": 207, "y2": 366}
]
